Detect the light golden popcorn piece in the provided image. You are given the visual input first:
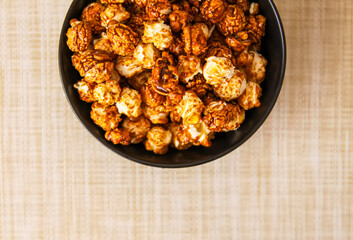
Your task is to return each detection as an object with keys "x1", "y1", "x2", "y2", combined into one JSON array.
[
  {"x1": 176, "y1": 91, "x2": 205, "y2": 125},
  {"x1": 91, "y1": 102, "x2": 122, "y2": 131},
  {"x1": 93, "y1": 79, "x2": 121, "y2": 105},
  {"x1": 100, "y1": 0, "x2": 125, "y2": 4},
  {"x1": 177, "y1": 55, "x2": 202, "y2": 84},
  {"x1": 217, "y1": 5, "x2": 246, "y2": 36},
  {"x1": 133, "y1": 43, "x2": 160, "y2": 69},
  {"x1": 93, "y1": 34, "x2": 115, "y2": 55},
  {"x1": 121, "y1": 116, "x2": 151, "y2": 143},
  {"x1": 213, "y1": 69, "x2": 247, "y2": 101},
  {"x1": 128, "y1": 71, "x2": 151, "y2": 90},
  {"x1": 203, "y1": 56, "x2": 235, "y2": 86},
  {"x1": 81, "y1": 2, "x2": 105, "y2": 34},
  {"x1": 146, "y1": 0, "x2": 172, "y2": 21},
  {"x1": 179, "y1": 120, "x2": 215, "y2": 147},
  {"x1": 142, "y1": 104, "x2": 169, "y2": 124},
  {"x1": 200, "y1": 0, "x2": 228, "y2": 24},
  {"x1": 249, "y1": 2, "x2": 259, "y2": 15},
  {"x1": 71, "y1": 49, "x2": 114, "y2": 77},
  {"x1": 115, "y1": 55, "x2": 143, "y2": 78},
  {"x1": 105, "y1": 128, "x2": 131, "y2": 145},
  {"x1": 237, "y1": 81, "x2": 262, "y2": 110},
  {"x1": 115, "y1": 87, "x2": 143, "y2": 118},
  {"x1": 182, "y1": 23, "x2": 213, "y2": 56},
  {"x1": 238, "y1": 50, "x2": 267, "y2": 83},
  {"x1": 168, "y1": 123, "x2": 193, "y2": 150},
  {"x1": 203, "y1": 100, "x2": 245, "y2": 132},
  {"x1": 141, "y1": 21, "x2": 173, "y2": 50},
  {"x1": 84, "y1": 61, "x2": 115, "y2": 83},
  {"x1": 140, "y1": 84, "x2": 165, "y2": 107},
  {"x1": 106, "y1": 23, "x2": 139, "y2": 56},
  {"x1": 73, "y1": 80, "x2": 96, "y2": 103},
  {"x1": 66, "y1": 19, "x2": 92, "y2": 52},
  {"x1": 100, "y1": 4, "x2": 130, "y2": 27},
  {"x1": 144, "y1": 126, "x2": 172, "y2": 154}
]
